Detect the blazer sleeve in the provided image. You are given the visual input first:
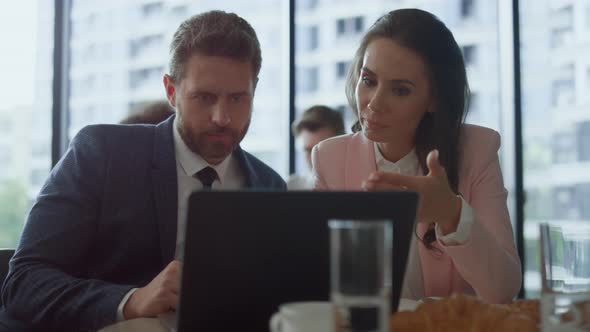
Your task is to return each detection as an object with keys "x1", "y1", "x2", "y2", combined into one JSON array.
[
  {"x1": 1, "y1": 126, "x2": 135, "y2": 331},
  {"x1": 311, "y1": 144, "x2": 329, "y2": 190},
  {"x1": 439, "y1": 132, "x2": 522, "y2": 303}
]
